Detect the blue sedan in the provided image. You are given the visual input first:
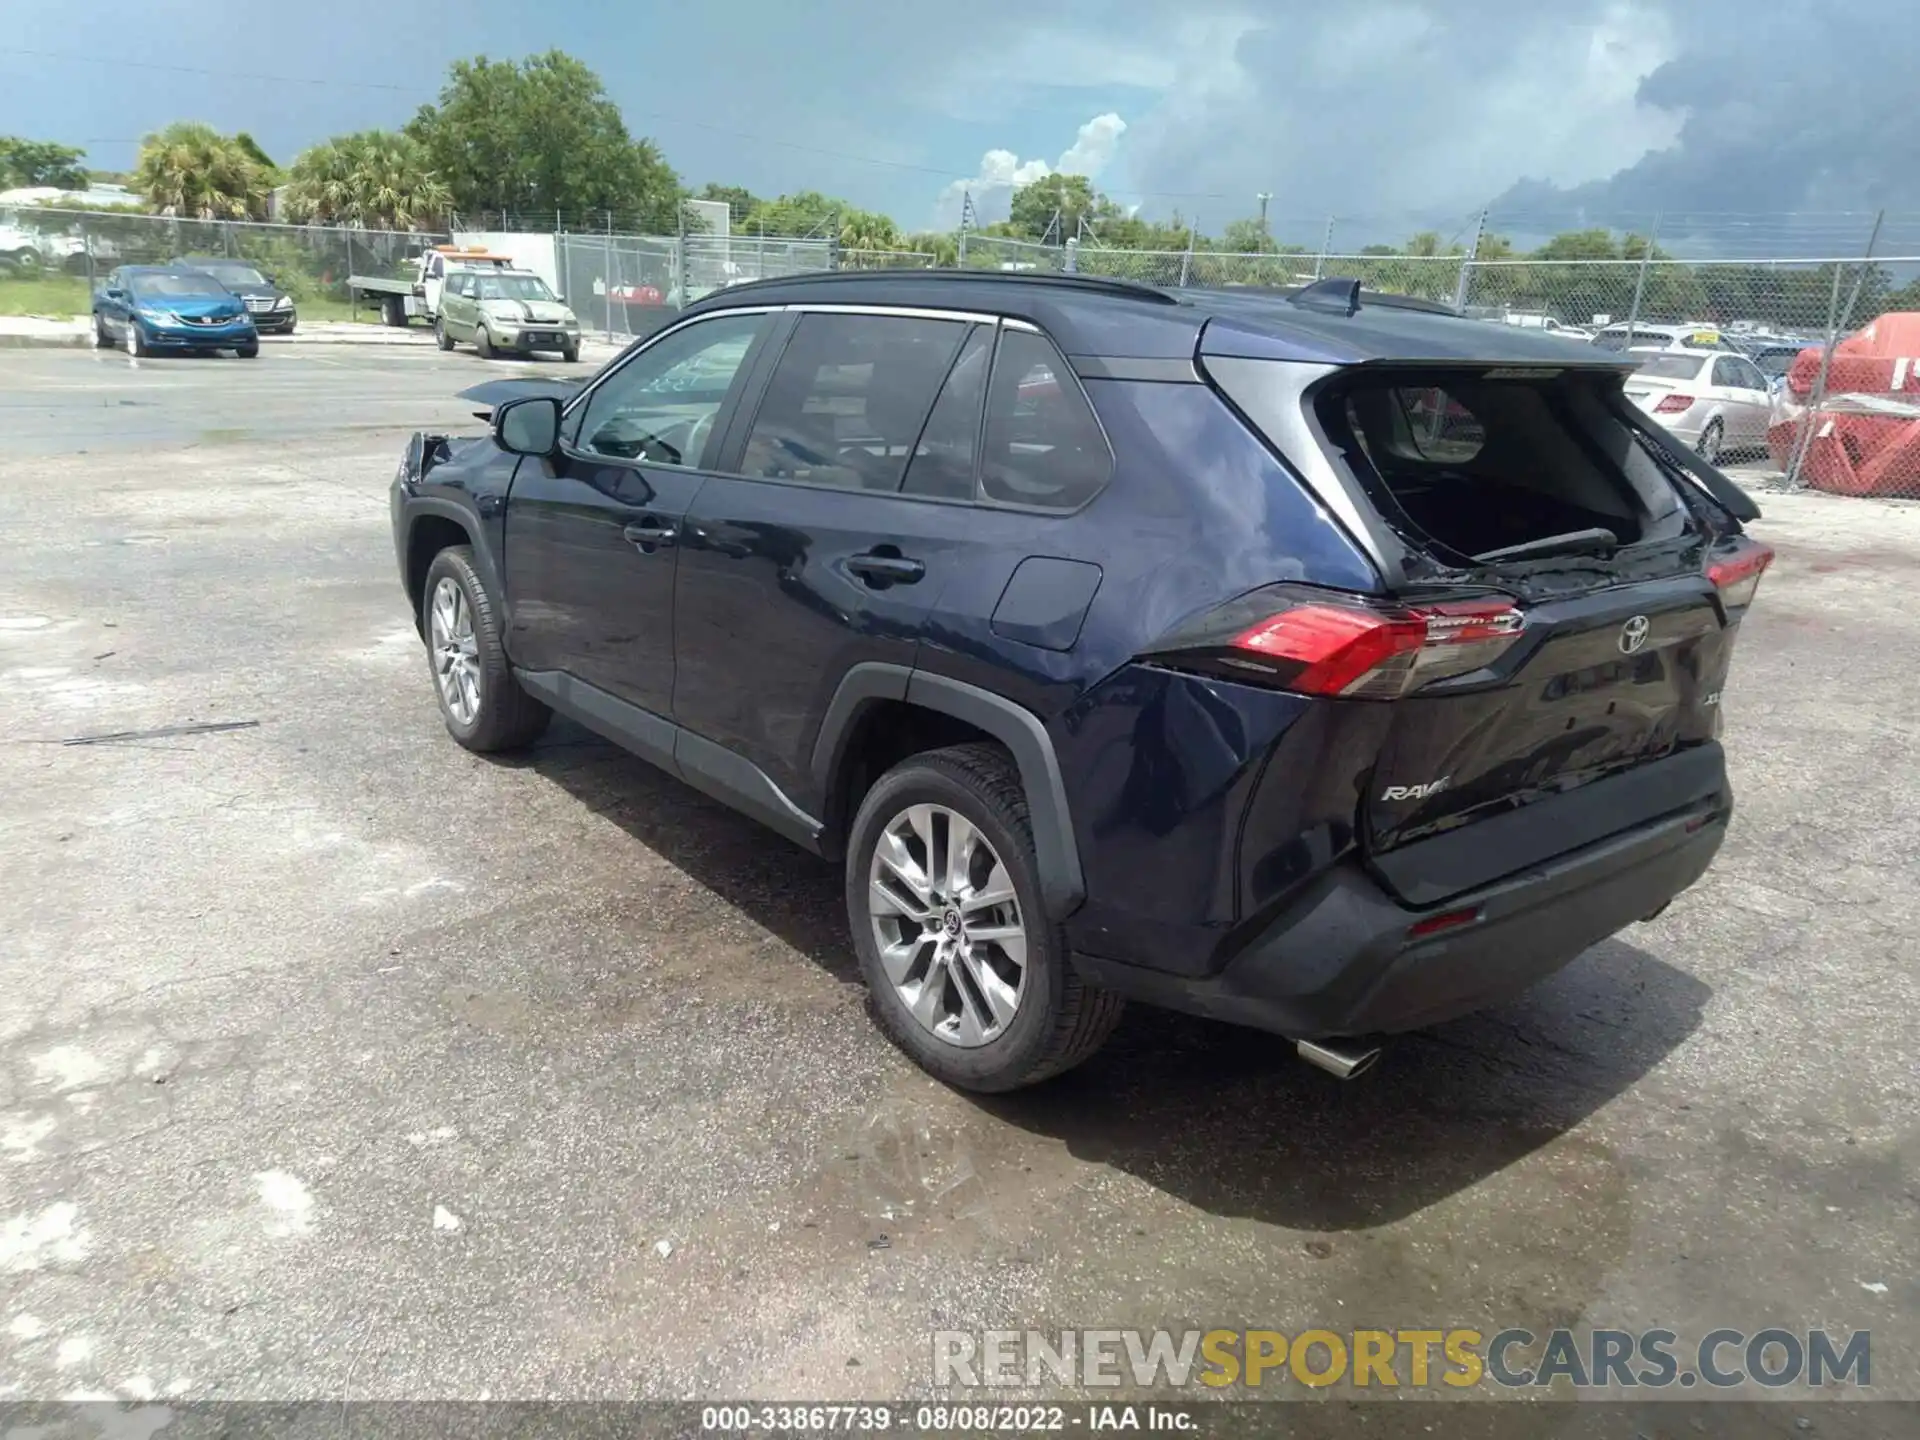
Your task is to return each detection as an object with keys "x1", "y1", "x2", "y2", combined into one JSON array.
[{"x1": 93, "y1": 266, "x2": 260, "y2": 358}]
